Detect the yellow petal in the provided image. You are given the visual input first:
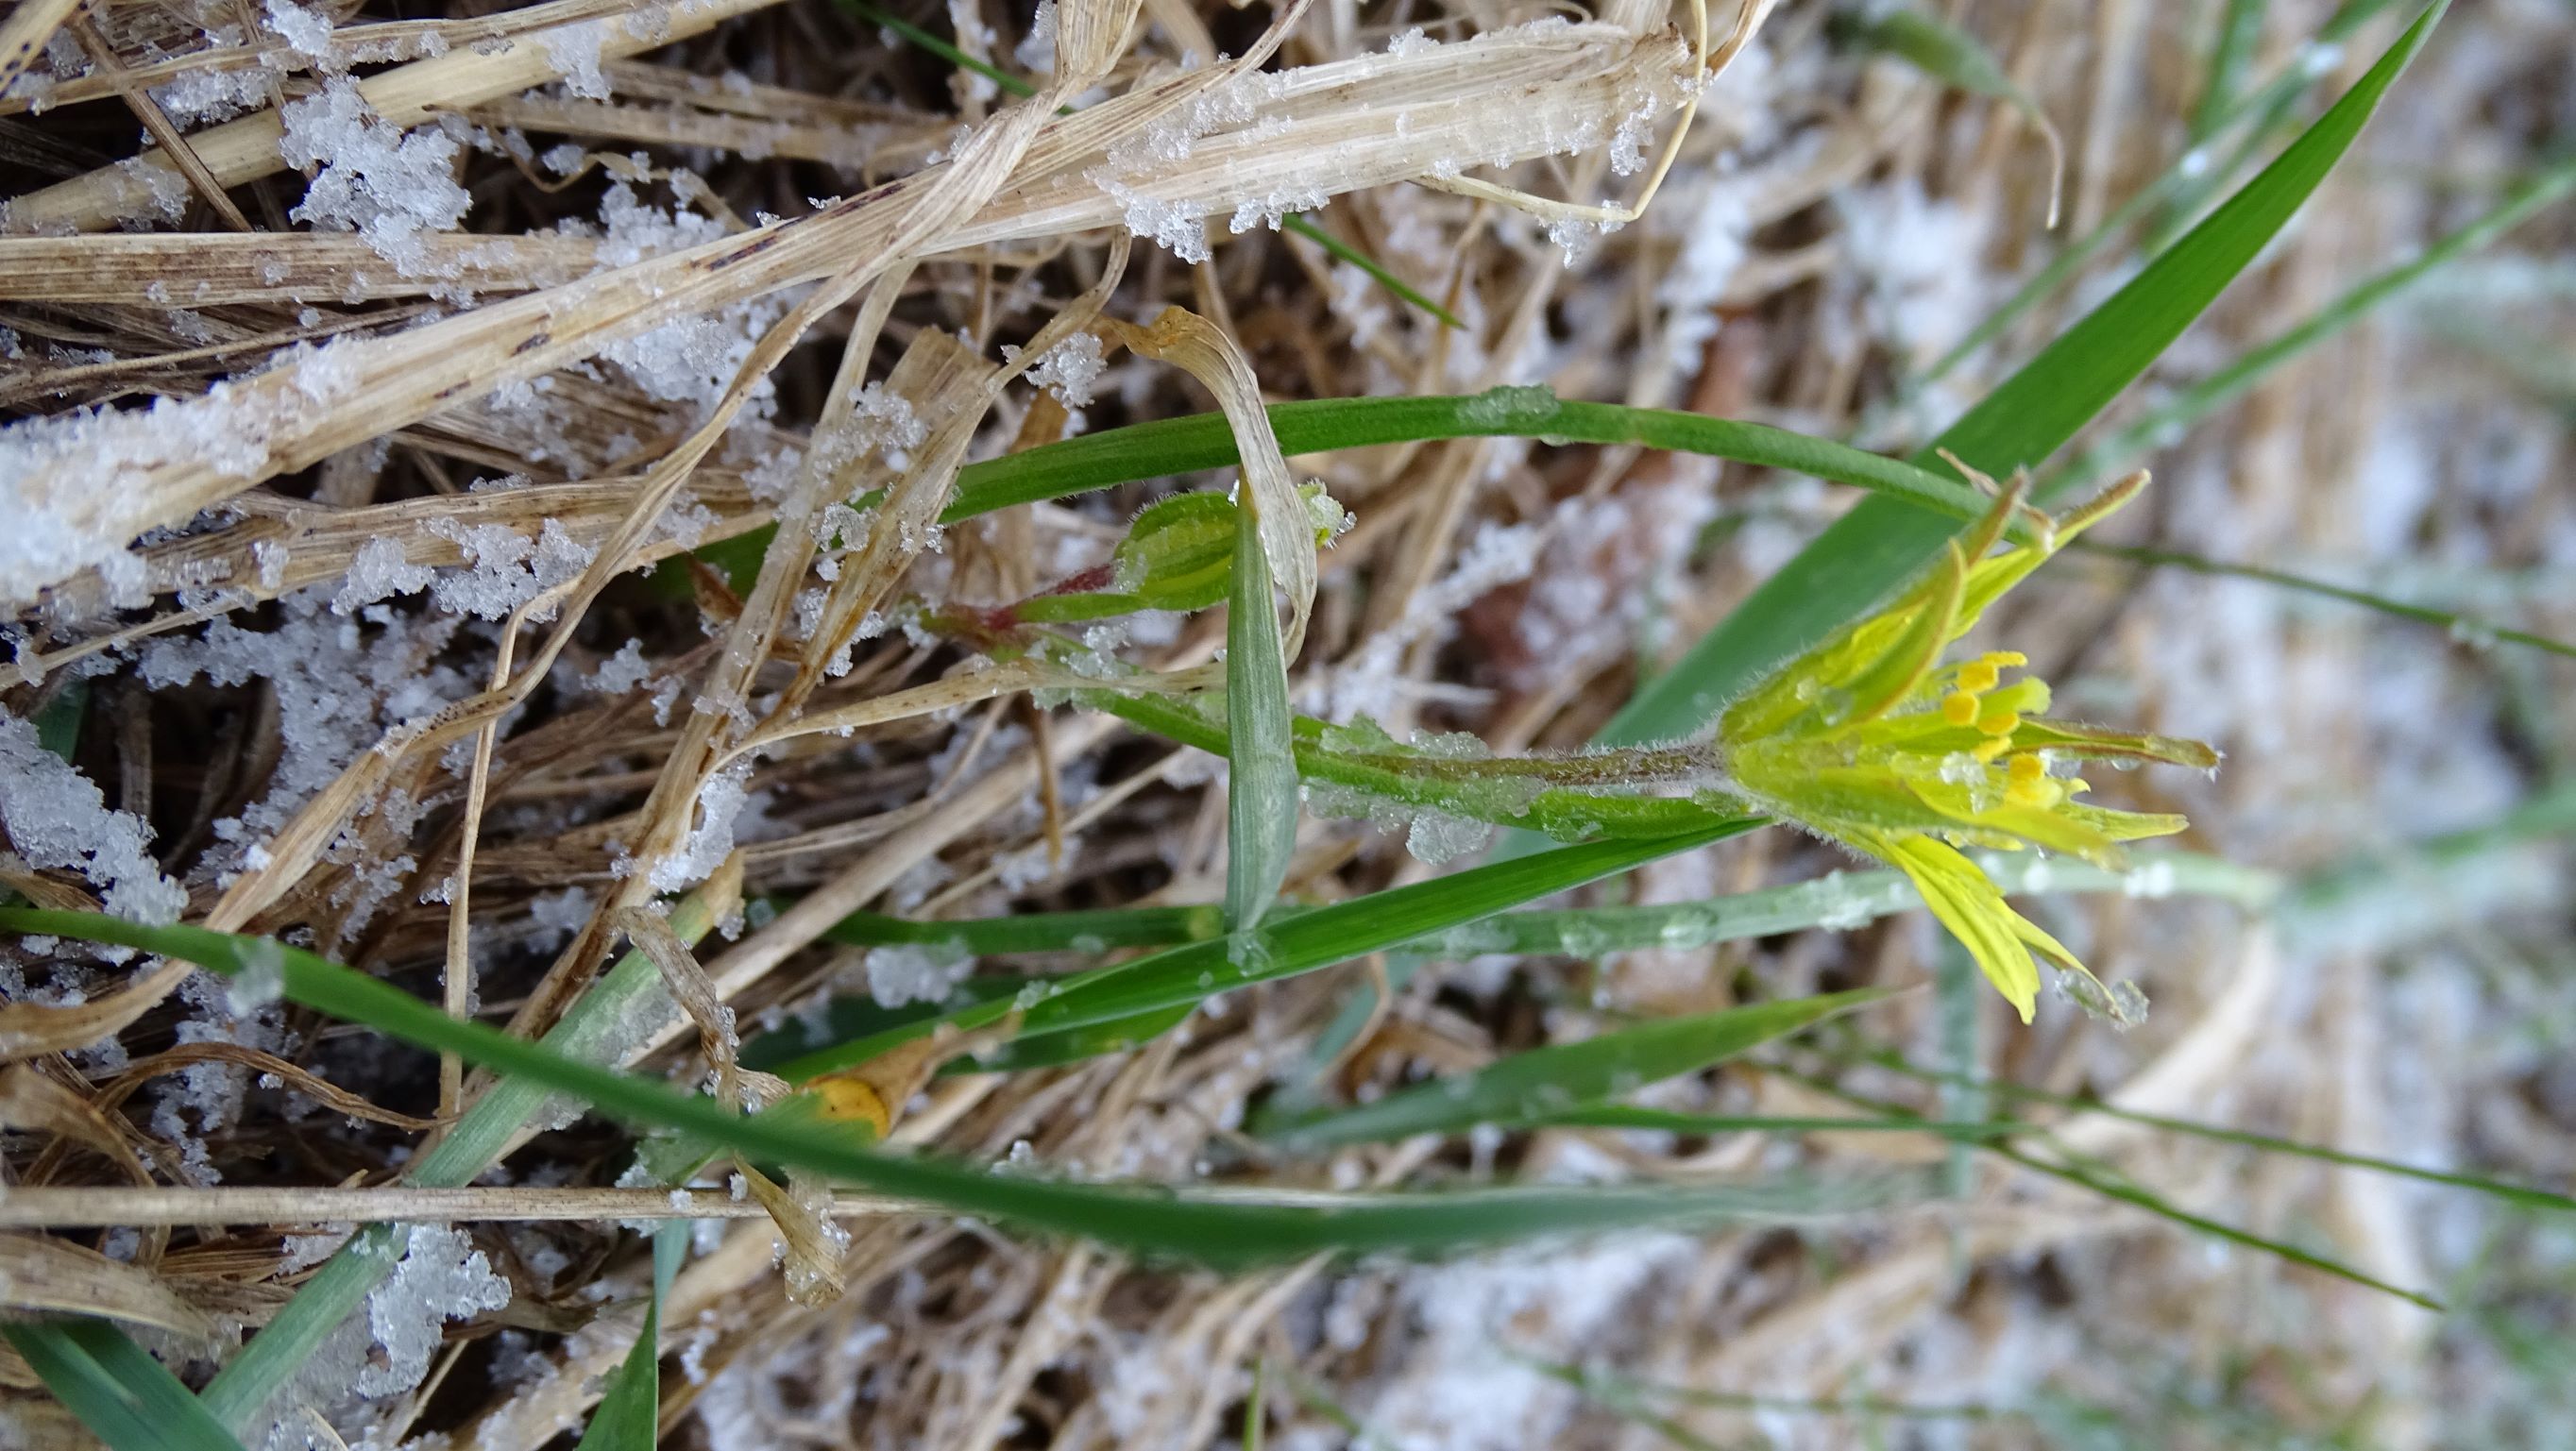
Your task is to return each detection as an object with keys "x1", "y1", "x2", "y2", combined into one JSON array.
[{"x1": 1871, "y1": 833, "x2": 2040, "y2": 1022}]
